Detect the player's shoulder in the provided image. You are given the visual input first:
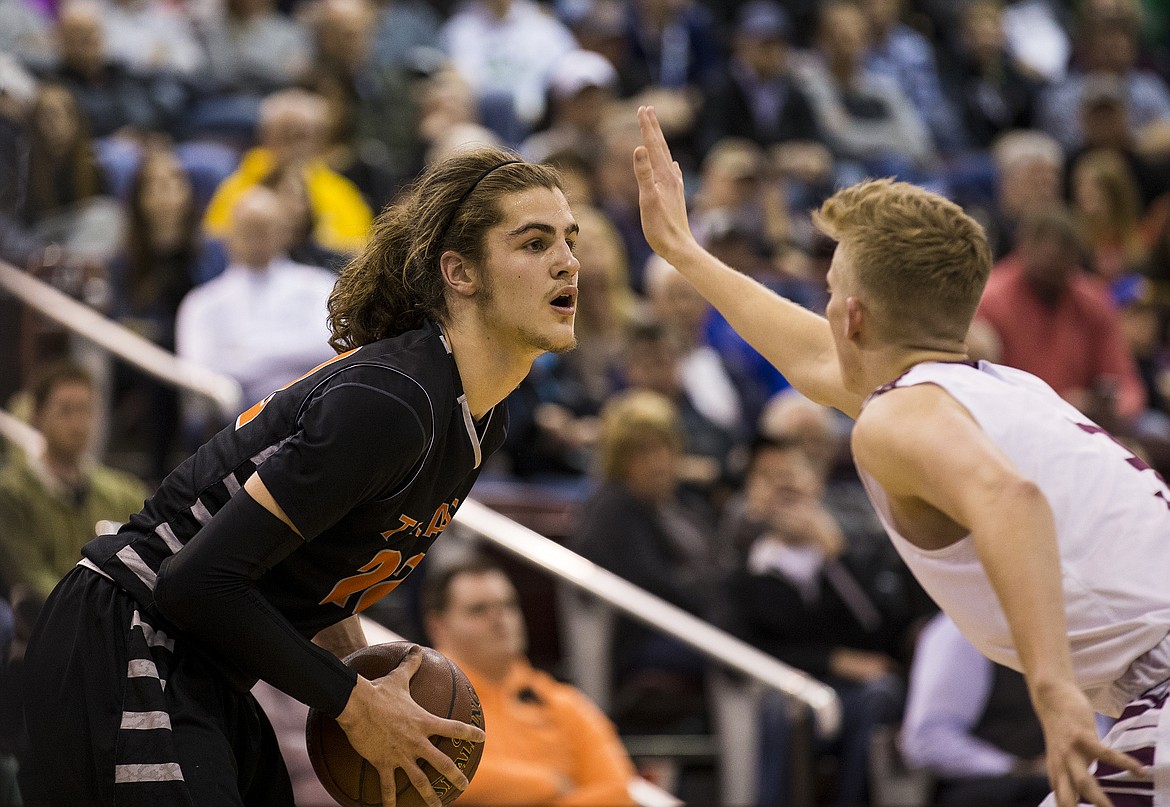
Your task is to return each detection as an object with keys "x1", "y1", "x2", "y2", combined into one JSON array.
[{"x1": 854, "y1": 382, "x2": 975, "y2": 457}]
